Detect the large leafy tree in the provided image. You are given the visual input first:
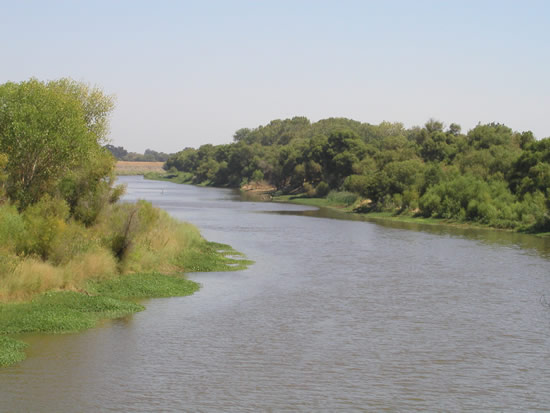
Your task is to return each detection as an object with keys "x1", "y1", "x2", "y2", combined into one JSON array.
[{"x1": 0, "y1": 78, "x2": 115, "y2": 209}]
